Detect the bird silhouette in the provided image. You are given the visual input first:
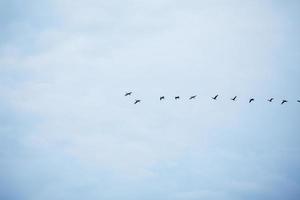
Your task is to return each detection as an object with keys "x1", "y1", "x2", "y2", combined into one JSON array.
[
  {"x1": 281, "y1": 100, "x2": 288, "y2": 105},
  {"x1": 134, "y1": 100, "x2": 141, "y2": 104},
  {"x1": 125, "y1": 92, "x2": 132, "y2": 96},
  {"x1": 160, "y1": 96, "x2": 165, "y2": 100},
  {"x1": 175, "y1": 96, "x2": 180, "y2": 100},
  {"x1": 297, "y1": 100, "x2": 300, "y2": 103},
  {"x1": 268, "y1": 98, "x2": 274, "y2": 102},
  {"x1": 189, "y1": 95, "x2": 197, "y2": 100},
  {"x1": 249, "y1": 98, "x2": 255, "y2": 103},
  {"x1": 212, "y1": 95, "x2": 218, "y2": 100},
  {"x1": 231, "y1": 96, "x2": 237, "y2": 101}
]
